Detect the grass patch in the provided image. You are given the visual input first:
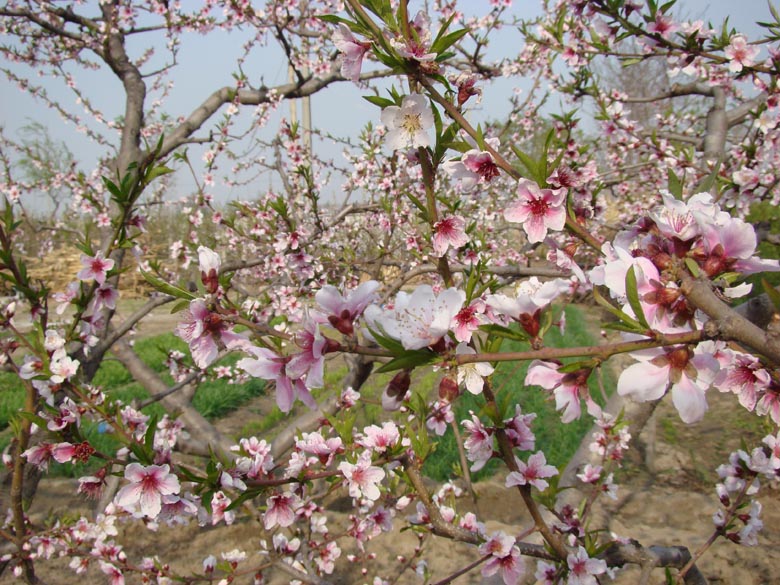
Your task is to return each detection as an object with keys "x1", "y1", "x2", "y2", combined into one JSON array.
[{"x1": 423, "y1": 304, "x2": 613, "y2": 482}]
